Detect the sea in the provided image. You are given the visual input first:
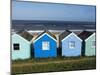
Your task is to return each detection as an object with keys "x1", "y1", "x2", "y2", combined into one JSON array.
[{"x1": 12, "y1": 20, "x2": 96, "y2": 34}]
